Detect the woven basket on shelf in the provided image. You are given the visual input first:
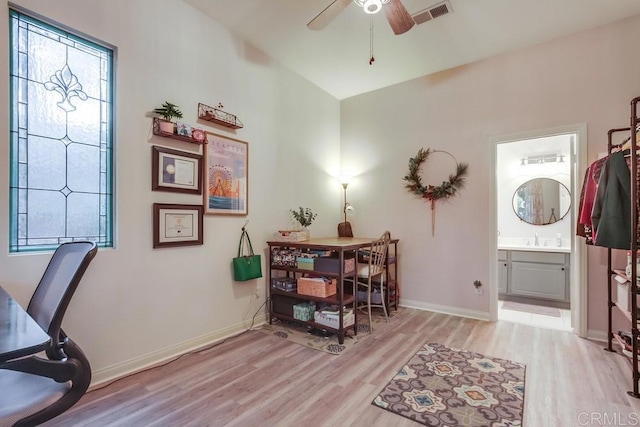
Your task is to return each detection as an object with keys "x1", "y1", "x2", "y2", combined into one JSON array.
[{"x1": 297, "y1": 277, "x2": 336, "y2": 297}]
